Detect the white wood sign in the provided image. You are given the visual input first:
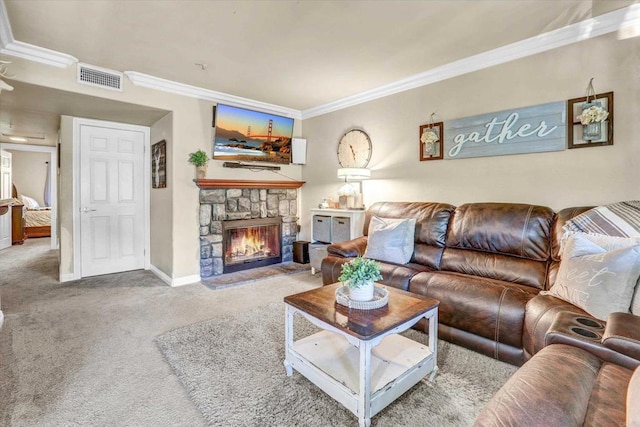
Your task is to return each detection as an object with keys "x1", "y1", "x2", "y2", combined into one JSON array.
[{"x1": 443, "y1": 101, "x2": 566, "y2": 159}]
